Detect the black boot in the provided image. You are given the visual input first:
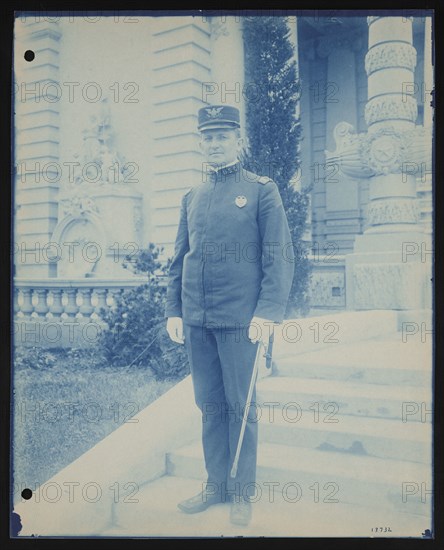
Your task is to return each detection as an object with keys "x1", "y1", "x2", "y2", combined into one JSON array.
[{"x1": 178, "y1": 489, "x2": 222, "y2": 514}]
